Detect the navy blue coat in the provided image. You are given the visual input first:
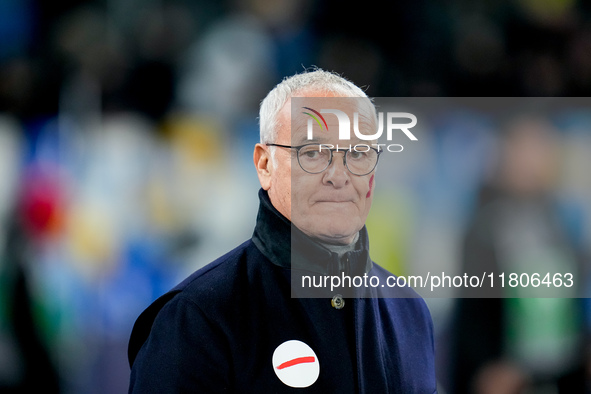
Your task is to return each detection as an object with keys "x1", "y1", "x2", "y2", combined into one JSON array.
[{"x1": 128, "y1": 190, "x2": 437, "y2": 393}]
